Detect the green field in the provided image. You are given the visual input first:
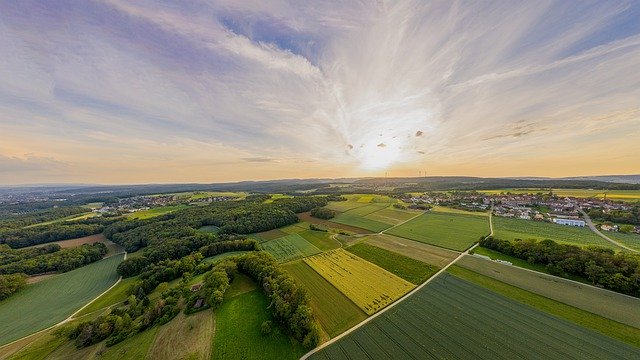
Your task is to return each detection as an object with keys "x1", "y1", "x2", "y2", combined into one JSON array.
[
  {"x1": 330, "y1": 203, "x2": 393, "y2": 232},
  {"x1": 386, "y1": 211, "x2": 489, "y2": 251},
  {"x1": 431, "y1": 205, "x2": 489, "y2": 217},
  {"x1": 606, "y1": 231, "x2": 640, "y2": 251},
  {"x1": 212, "y1": 289, "x2": 305, "y2": 360},
  {"x1": 298, "y1": 230, "x2": 341, "y2": 251},
  {"x1": 456, "y1": 255, "x2": 640, "y2": 328},
  {"x1": 346, "y1": 243, "x2": 438, "y2": 284},
  {"x1": 364, "y1": 234, "x2": 459, "y2": 268},
  {"x1": 197, "y1": 224, "x2": 219, "y2": 233},
  {"x1": 449, "y1": 265, "x2": 640, "y2": 347},
  {"x1": 493, "y1": 216, "x2": 617, "y2": 248},
  {"x1": 304, "y1": 249, "x2": 414, "y2": 315},
  {"x1": 147, "y1": 310, "x2": 214, "y2": 360},
  {"x1": 125, "y1": 205, "x2": 189, "y2": 220},
  {"x1": 0, "y1": 253, "x2": 124, "y2": 345},
  {"x1": 364, "y1": 207, "x2": 421, "y2": 225},
  {"x1": 284, "y1": 261, "x2": 367, "y2": 338},
  {"x1": 310, "y1": 272, "x2": 640, "y2": 359},
  {"x1": 480, "y1": 188, "x2": 640, "y2": 202},
  {"x1": 261, "y1": 234, "x2": 321, "y2": 262},
  {"x1": 74, "y1": 276, "x2": 138, "y2": 317},
  {"x1": 203, "y1": 251, "x2": 252, "y2": 264},
  {"x1": 24, "y1": 211, "x2": 98, "y2": 228}
]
